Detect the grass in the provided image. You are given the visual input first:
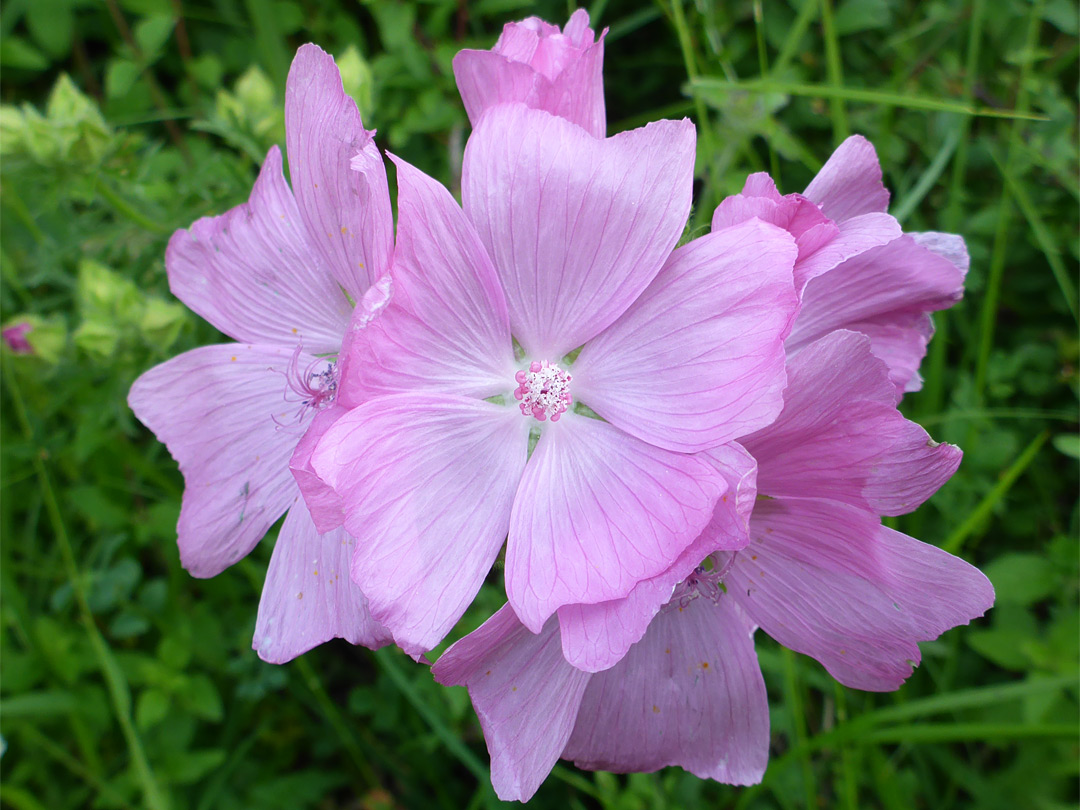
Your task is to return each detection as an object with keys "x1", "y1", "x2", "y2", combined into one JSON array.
[{"x1": 1, "y1": 1, "x2": 1076, "y2": 808}]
